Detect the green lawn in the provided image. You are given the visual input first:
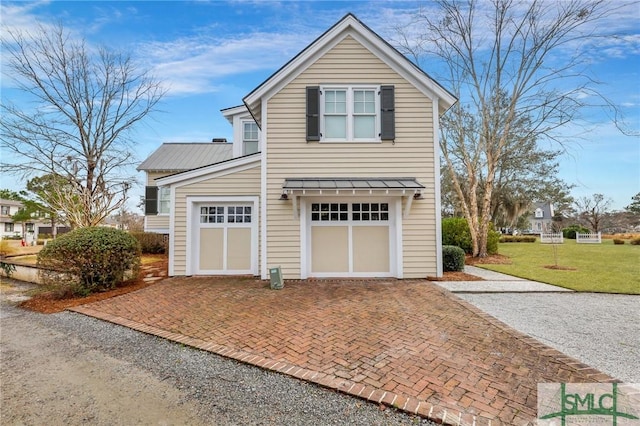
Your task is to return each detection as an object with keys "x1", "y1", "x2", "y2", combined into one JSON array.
[{"x1": 477, "y1": 239, "x2": 640, "y2": 294}]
